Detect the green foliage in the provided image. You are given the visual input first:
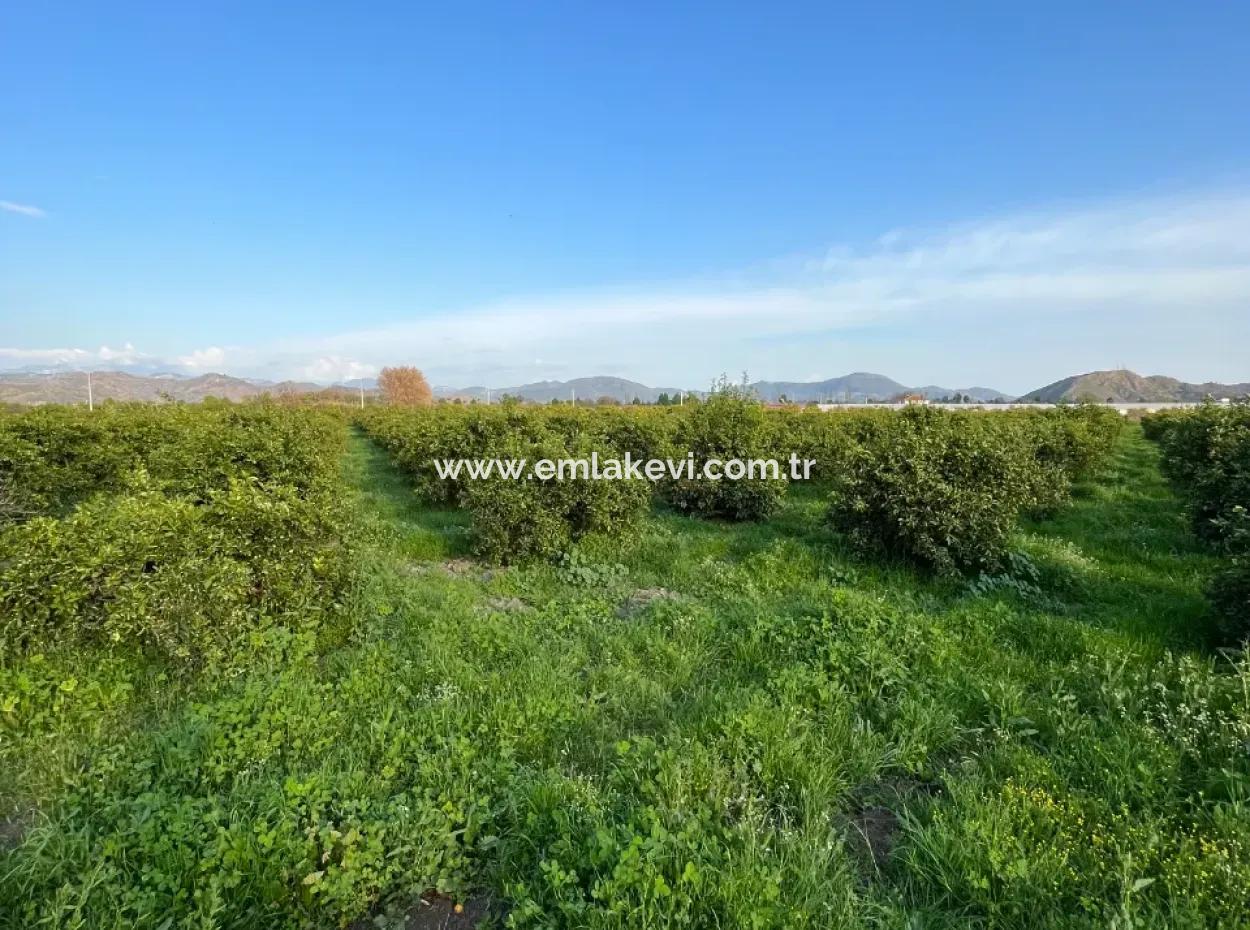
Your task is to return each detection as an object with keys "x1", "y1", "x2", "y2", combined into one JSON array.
[
  {"x1": 1146, "y1": 403, "x2": 1250, "y2": 644},
  {"x1": 1140, "y1": 409, "x2": 1185, "y2": 443},
  {"x1": 828, "y1": 407, "x2": 1060, "y2": 574},
  {"x1": 665, "y1": 376, "x2": 788, "y2": 520},
  {"x1": 1208, "y1": 506, "x2": 1250, "y2": 644},
  {"x1": 2, "y1": 425, "x2": 1249, "y2": 929},
  {"x1": 0, "y1": 401, "x2": 345, "y2": 516},
  {"x1": 0, "y1": 403, "x2": 355, "y2": 666},
  {"x1": 765, "y1": 405, "x2": 869, "y2": 481},
  {"x1": 362, "y1": 407, "x2": 653, "y2": 562},
  {"x1": 1030, "y1": 404, "x2": 1124, "y2": 483},
  {"x1": 461, "y1": 436, "x2": 651, "y2": 563},
  {"x1": 1152, "y1": 403, "x2": 1250, "y2": 543},
  {"x1": 0, "y1": 478, "x2": 352, "y2": 665}
]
